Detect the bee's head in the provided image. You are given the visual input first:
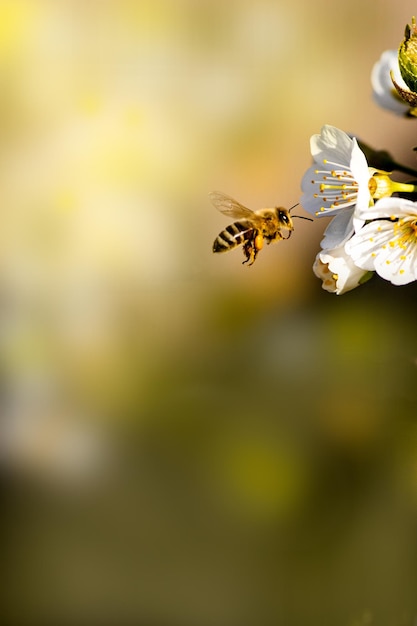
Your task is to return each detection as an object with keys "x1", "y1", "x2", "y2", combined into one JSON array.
[
  {"x1": 276, "y1": 208, "x2": 294, "y2": 231},
  {"x1": 275, "y1": 204, "x2": 313, "y2": 239}
]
